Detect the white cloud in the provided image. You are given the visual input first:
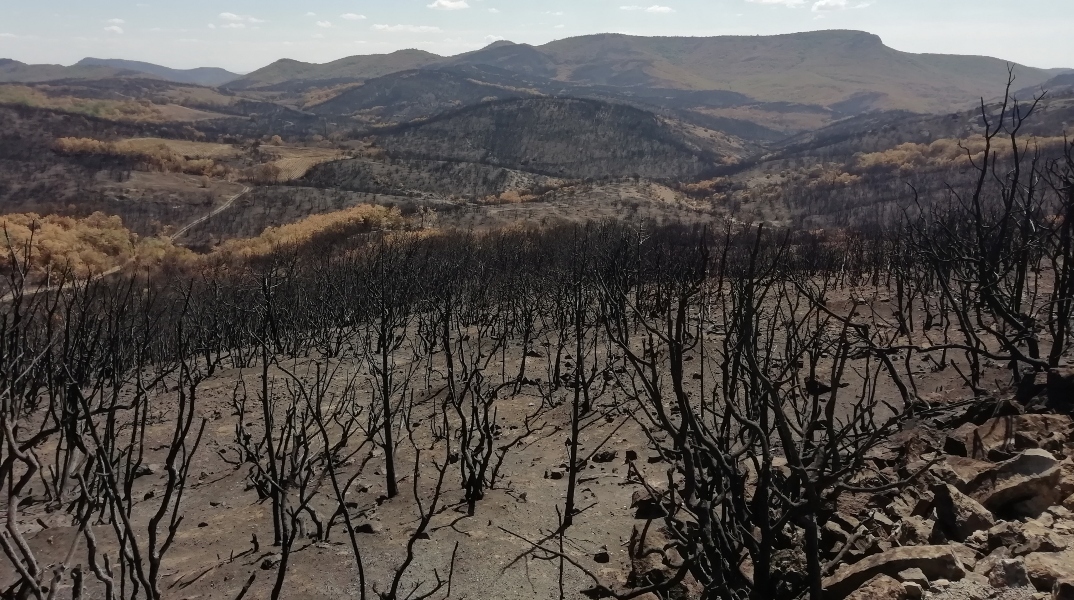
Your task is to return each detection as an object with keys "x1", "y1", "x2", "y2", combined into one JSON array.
[
  {"x1": 485, "y1": 35, "x2": 505, "y2": 42},
  {"x1": 811, "y1": 0, "x2": 870, "y2": 10},
  {"x1": 428, "y1": 0, "x2": 470, "y2": 9},
  {"x1": 488, "y1": 8, "x2": 500, "y2": 13},
  {"x1": 0, "y1": 33, "x2": 16, "y2": 38},
  {"x1": 341, "y1": 13, "x2": 366, "y2": 20},
  {"x1": 106, "y1": 18, "x2": 125, "y2": 25},
  {"x1": 218, "y1": 12, "x2": 264, "y2": 23},
  {"x1": 746, "y1": 0, "x2": 806, "y2": 5},
  {"x1": 221, "y1": 23, "x2": 246, "y2": 29},
  {"x1": 103, "y1": 25, "x2": 124, "y2": 34},
  {"x1": 305, "y1": 12, "x2": 317, "y2": 17},
  {"x1": 373, "y1": 24, "x2": 442, "y2": 33},
  {"x1": 620, "y1": 5, "x2": 676, "y2": 13},
  {"x1": 316, "y1": 20, "x2": 333, "y2": 28}
]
